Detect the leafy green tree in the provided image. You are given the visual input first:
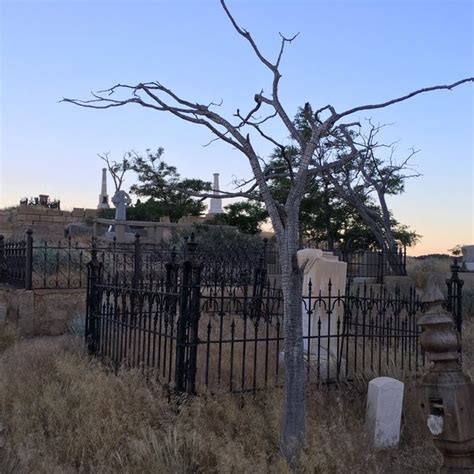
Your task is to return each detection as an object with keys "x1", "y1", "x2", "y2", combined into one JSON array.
[
  {"x1": 173, "y1": 222, "x2": 264, "y2": 252},
  {"x1": 207, "y1": 201, "x2": 268, "y2": 234},
  {"x1": 130, "y1": 148, "x2": 211, "y2": 223},
  {"x1": 264, "y1": 107, "x2": 419, "y2": 250}
]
